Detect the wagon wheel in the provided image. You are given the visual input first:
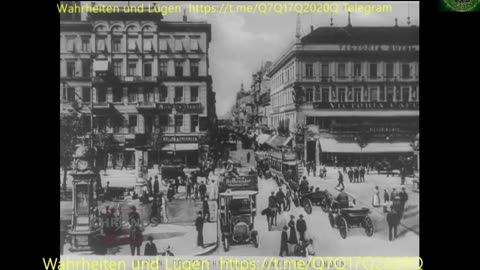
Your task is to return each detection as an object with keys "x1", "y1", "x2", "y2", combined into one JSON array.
[
  {"x1": 363, "y1": 215, "x2": 375, "y2": 237},
  {"x1": 302, "y1": 198, "x2": 313, "y2": 215},
  {"x1": 320, "y1": 200, "x2": 329, "y2": 213},
  {"x1": 337, "y1": 217, "x2": 348, "y2": 239},
  {"x1": 224, "y1": 237, "x2": 230, "y2": 252},
  {"x1": 328, "y1": 213, "x2": 335, "y2": 228}
]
